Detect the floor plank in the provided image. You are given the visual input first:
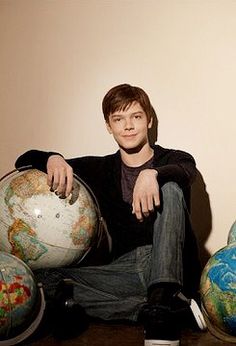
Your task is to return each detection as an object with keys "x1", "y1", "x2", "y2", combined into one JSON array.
[{"x1": 23, "y1": 322, "x2": 229, "y2": 346}]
